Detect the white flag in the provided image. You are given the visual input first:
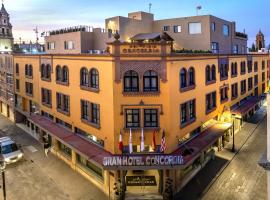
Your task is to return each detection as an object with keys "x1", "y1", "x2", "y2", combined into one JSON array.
[
  {"x1": 129, "y1": 128, "x2": 133, "y2": 154},
  {"x1": 141, "y1": 128, "x2": 144, "y2": 152}
]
